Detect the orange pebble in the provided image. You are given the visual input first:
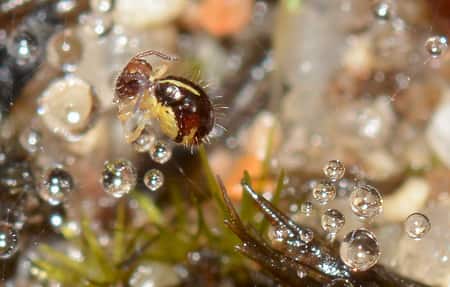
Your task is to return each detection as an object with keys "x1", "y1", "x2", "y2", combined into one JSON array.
[
  {"x1": 199, "y1": 0, "x2": 254, "y2": 37},
  {"x1": 225, "y1": 154, "x2": 262, "y2": 201}
]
